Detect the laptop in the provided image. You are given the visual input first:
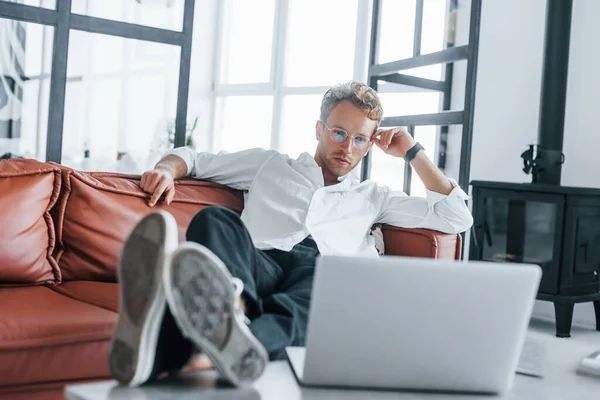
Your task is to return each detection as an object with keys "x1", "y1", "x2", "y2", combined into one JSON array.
[{"x1": 286, "y1": 255, "x2": 542, "y2": 395}]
